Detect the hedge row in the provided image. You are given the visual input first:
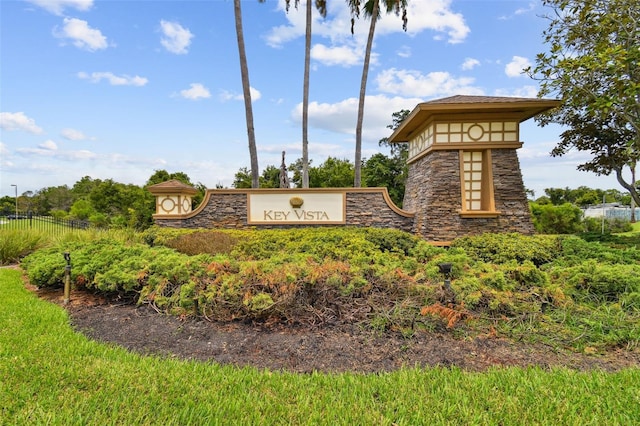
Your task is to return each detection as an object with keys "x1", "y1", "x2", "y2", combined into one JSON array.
[{"x1": 20, "y1": 228, "x2": 640, "y2": 349}]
